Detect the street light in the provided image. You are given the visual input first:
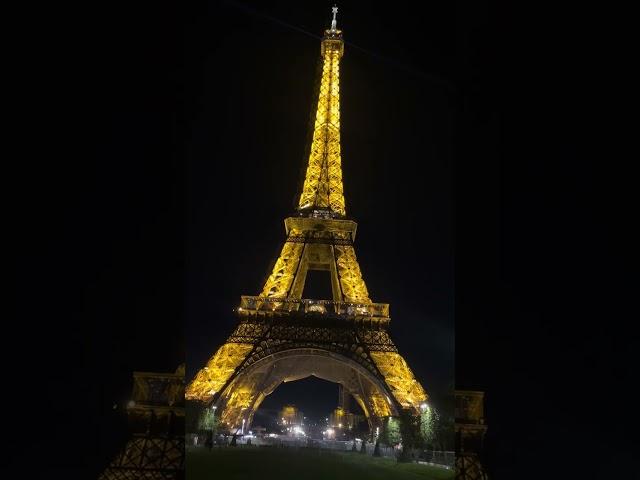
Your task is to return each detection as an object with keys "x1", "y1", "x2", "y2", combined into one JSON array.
[
  {"x1": 420, "y1": 402, "x2": 429, "y2": 412},
  {"x1": 242, "y1": 418, "x2": 245, "y2": 435},
  {"x1": 211, "y1": 406, "x2": 218, "y2": 443}
]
